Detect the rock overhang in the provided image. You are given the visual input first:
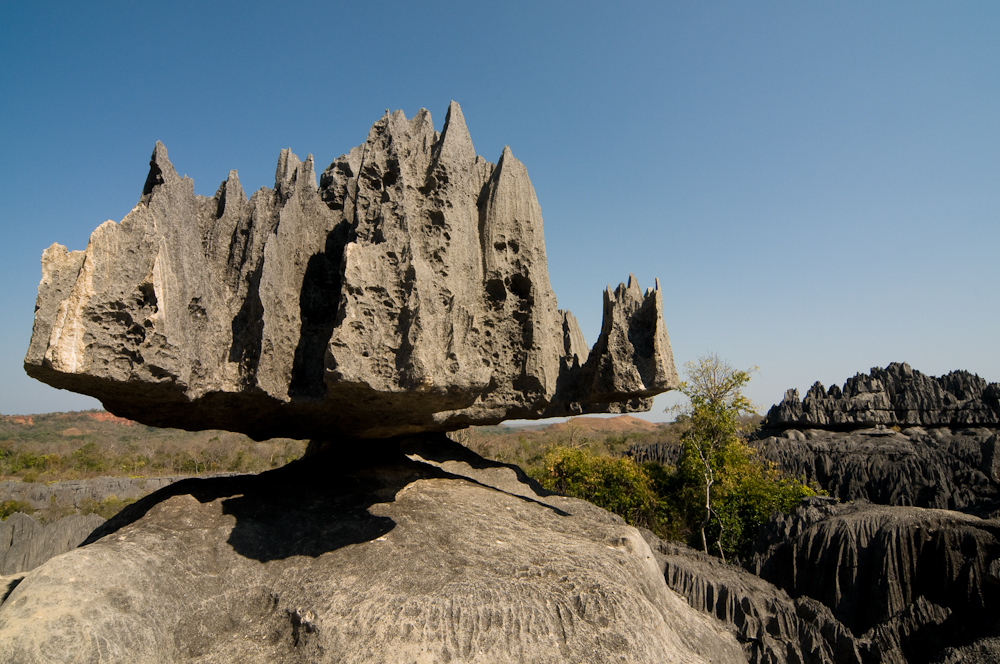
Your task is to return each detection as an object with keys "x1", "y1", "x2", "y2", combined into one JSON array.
[{"x1": 24, "y1": 102, "x2": 678, "y2": 440}]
